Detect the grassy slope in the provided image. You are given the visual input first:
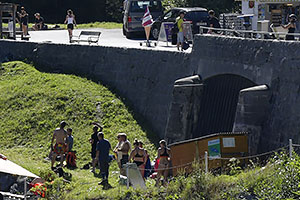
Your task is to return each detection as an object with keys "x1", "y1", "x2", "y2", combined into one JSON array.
[{"x1": 0, "y1": 61, "x2": 155, "y2": 199}]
